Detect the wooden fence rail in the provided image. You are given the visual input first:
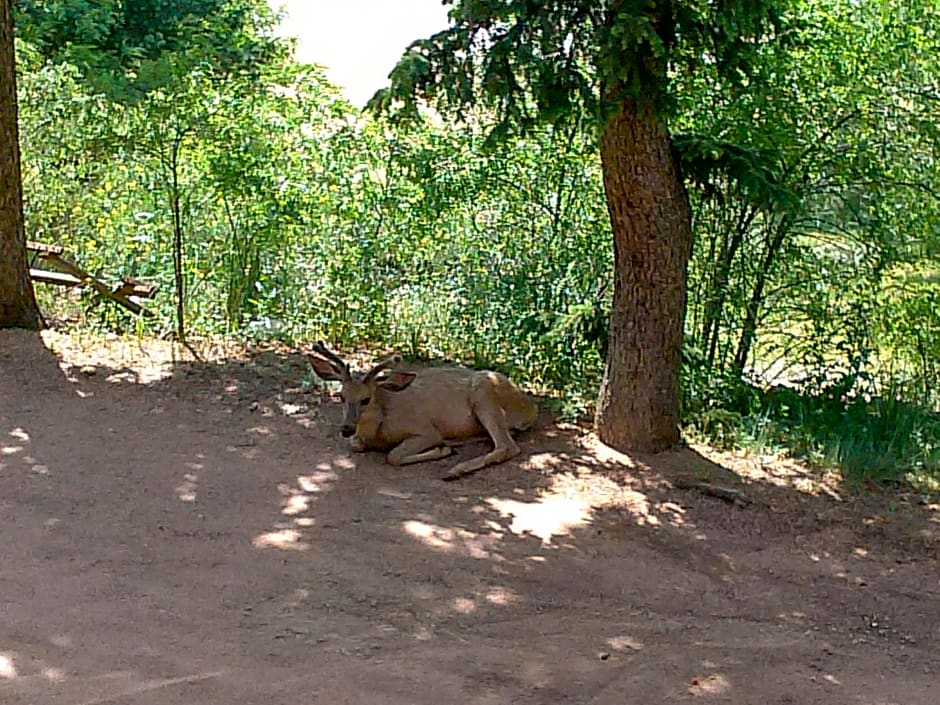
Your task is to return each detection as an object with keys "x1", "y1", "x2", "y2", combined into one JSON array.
[{"x1": 27, "y1": 241, "x2": 158, "y2": 316}]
